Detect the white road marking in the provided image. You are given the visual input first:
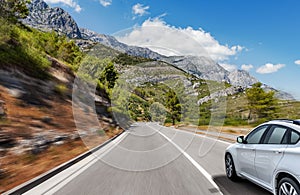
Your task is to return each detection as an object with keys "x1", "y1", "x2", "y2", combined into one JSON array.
[
  {"x1": 22, "y1": 122, "x2": 230, "y2": 195},
  {"x1": 24, "y1": 132, "x2": 129, "y2": 195},
  {"x1": 146, "y1": 123, "x2": 224, "y2": 195}
]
